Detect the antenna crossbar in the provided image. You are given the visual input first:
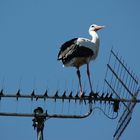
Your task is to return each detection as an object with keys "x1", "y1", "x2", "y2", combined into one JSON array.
[
  {"x1": 0, "y1": 110, "x2": 92, "y2": 119},
  {"x1": 0, "y1": 92, "x2": 140, "y2": 103}
]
